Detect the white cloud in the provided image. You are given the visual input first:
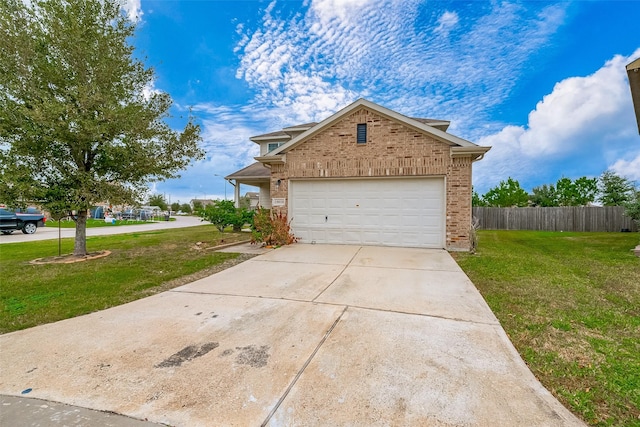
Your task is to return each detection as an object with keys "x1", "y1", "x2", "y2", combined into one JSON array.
[
  {"x1": 474, "y1": 48, "x2": 640, "y2": 192},
  {"x1": 120, "y1": 0, "x2": 142, "y2": 22},
  {"x1": 519, "y1": 55, "x2": 633, "y2": 157},
  {"x1": 309, "y1": 0, "x2": 373, "y2": 24},
  {"x1": 611, "y1": 155, "x2": 640, "y2": 182},
  {"x1": 234, "y1": 0, "x2": 568, "y2": 127},
  {"x1": 434, "y1": 11, "x2": 459, "y2": 34}
]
